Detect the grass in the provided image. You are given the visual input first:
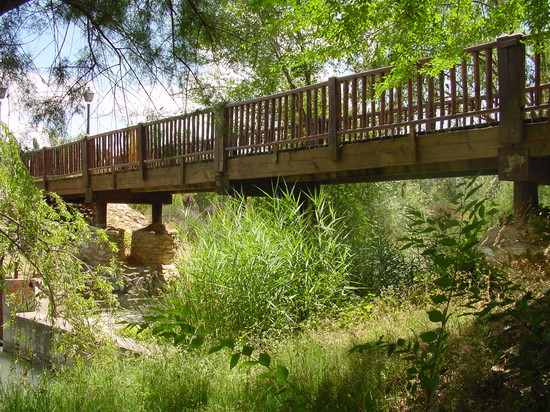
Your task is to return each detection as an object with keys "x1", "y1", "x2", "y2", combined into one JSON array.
[
  {"x1": 2, "y1": 179, "x2": 547, "y2": 411},
  {"x1": 167, "y1": 190, "x2": 353, "y2": 338},
  {"x1": 0, "y1": 297, "x2": 428, "y2": 412},
  {"x1": 1, "y1": 289, "x2": 547, "y2": 411}
]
